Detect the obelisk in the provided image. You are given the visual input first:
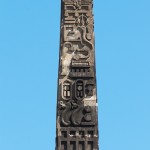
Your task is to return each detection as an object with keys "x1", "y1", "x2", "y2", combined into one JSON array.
[{"x1": 56, "y1": 0, "x2": 99, "y2": 149}]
